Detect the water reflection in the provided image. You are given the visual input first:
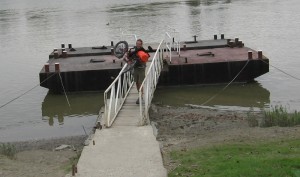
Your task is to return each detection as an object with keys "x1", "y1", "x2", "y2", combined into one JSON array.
[
  {"x1": 185, "y1": 0, "x2": 232, "y2": 7},
  {"x1": 153, "y1": 82, "x2": 270, "y2": 110},
  {"x1": 42, "y1": 92, "x2": 104, "y2": 126},
  {"x1": 108, "y1": 1, "x2": 180, "y2": 13},
  {"x1": 0, "y1": 9, "x2": 19, "y2": 39},
  {"x1": 185, "y1": 0, "x2": 202, "y2": 7},
  {"x1": 0, "y1": 9, "x2": 19, "y2": 22}
]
